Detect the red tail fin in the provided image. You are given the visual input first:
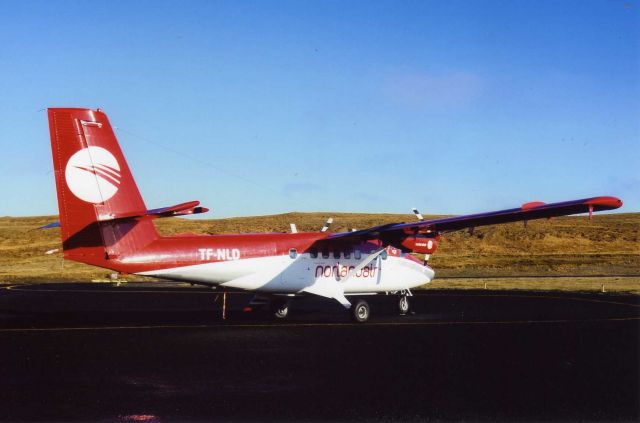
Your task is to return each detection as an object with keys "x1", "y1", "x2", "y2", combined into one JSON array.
[{"x1": 48, "y1": 108, "x2": 158, "y2": 269}]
